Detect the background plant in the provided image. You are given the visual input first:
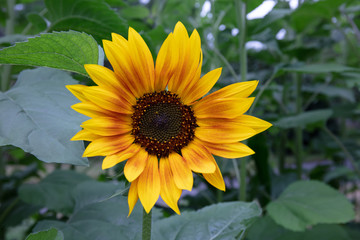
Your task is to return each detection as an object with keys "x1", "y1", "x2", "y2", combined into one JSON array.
[{"x1": 0, "y1": 0, "x2": 359, "y2": 239}]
